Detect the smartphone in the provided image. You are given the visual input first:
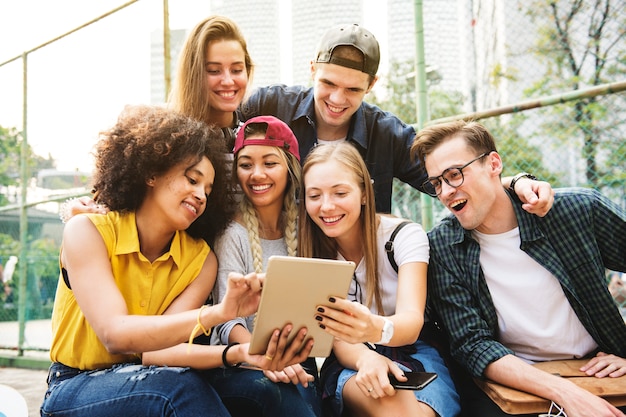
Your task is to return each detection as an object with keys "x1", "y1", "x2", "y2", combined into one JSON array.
[{"x1": 389, "y1": 372, "x2": 437, "y2": 390}]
